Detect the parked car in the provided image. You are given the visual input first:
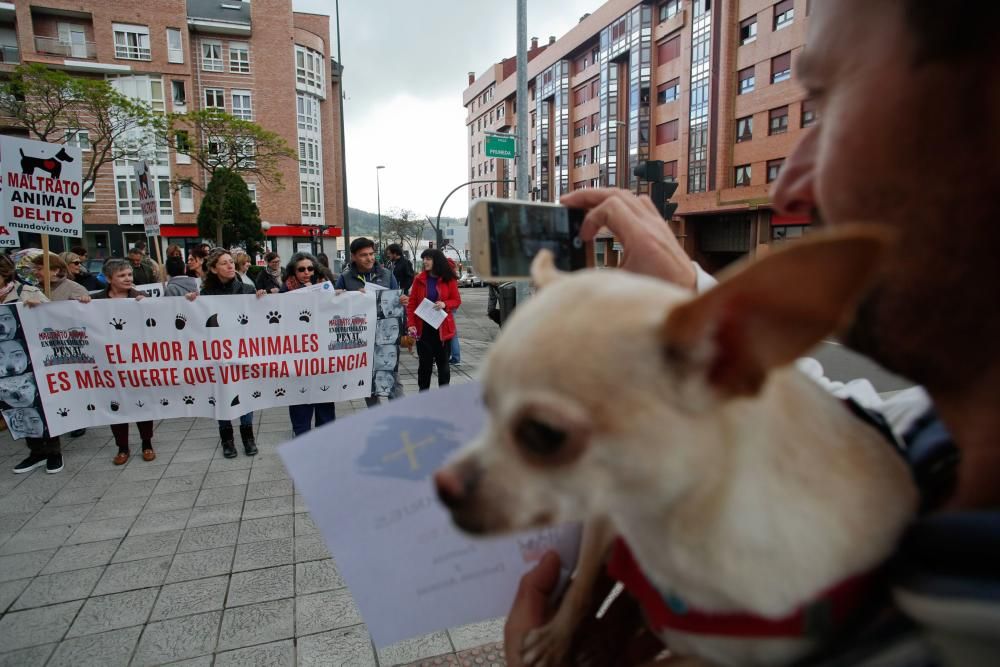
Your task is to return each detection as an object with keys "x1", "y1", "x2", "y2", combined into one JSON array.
[{"x1": 459, "y1": 272, "x2": 484, "y2": 288}]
